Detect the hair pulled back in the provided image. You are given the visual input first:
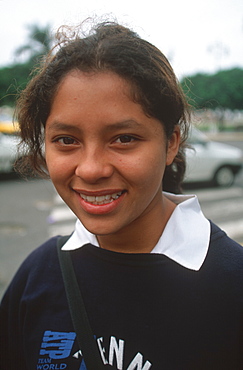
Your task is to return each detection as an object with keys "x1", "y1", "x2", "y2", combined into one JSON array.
[{"x1": 16, "y1": 21, "x2": 190, "y2": 193}]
